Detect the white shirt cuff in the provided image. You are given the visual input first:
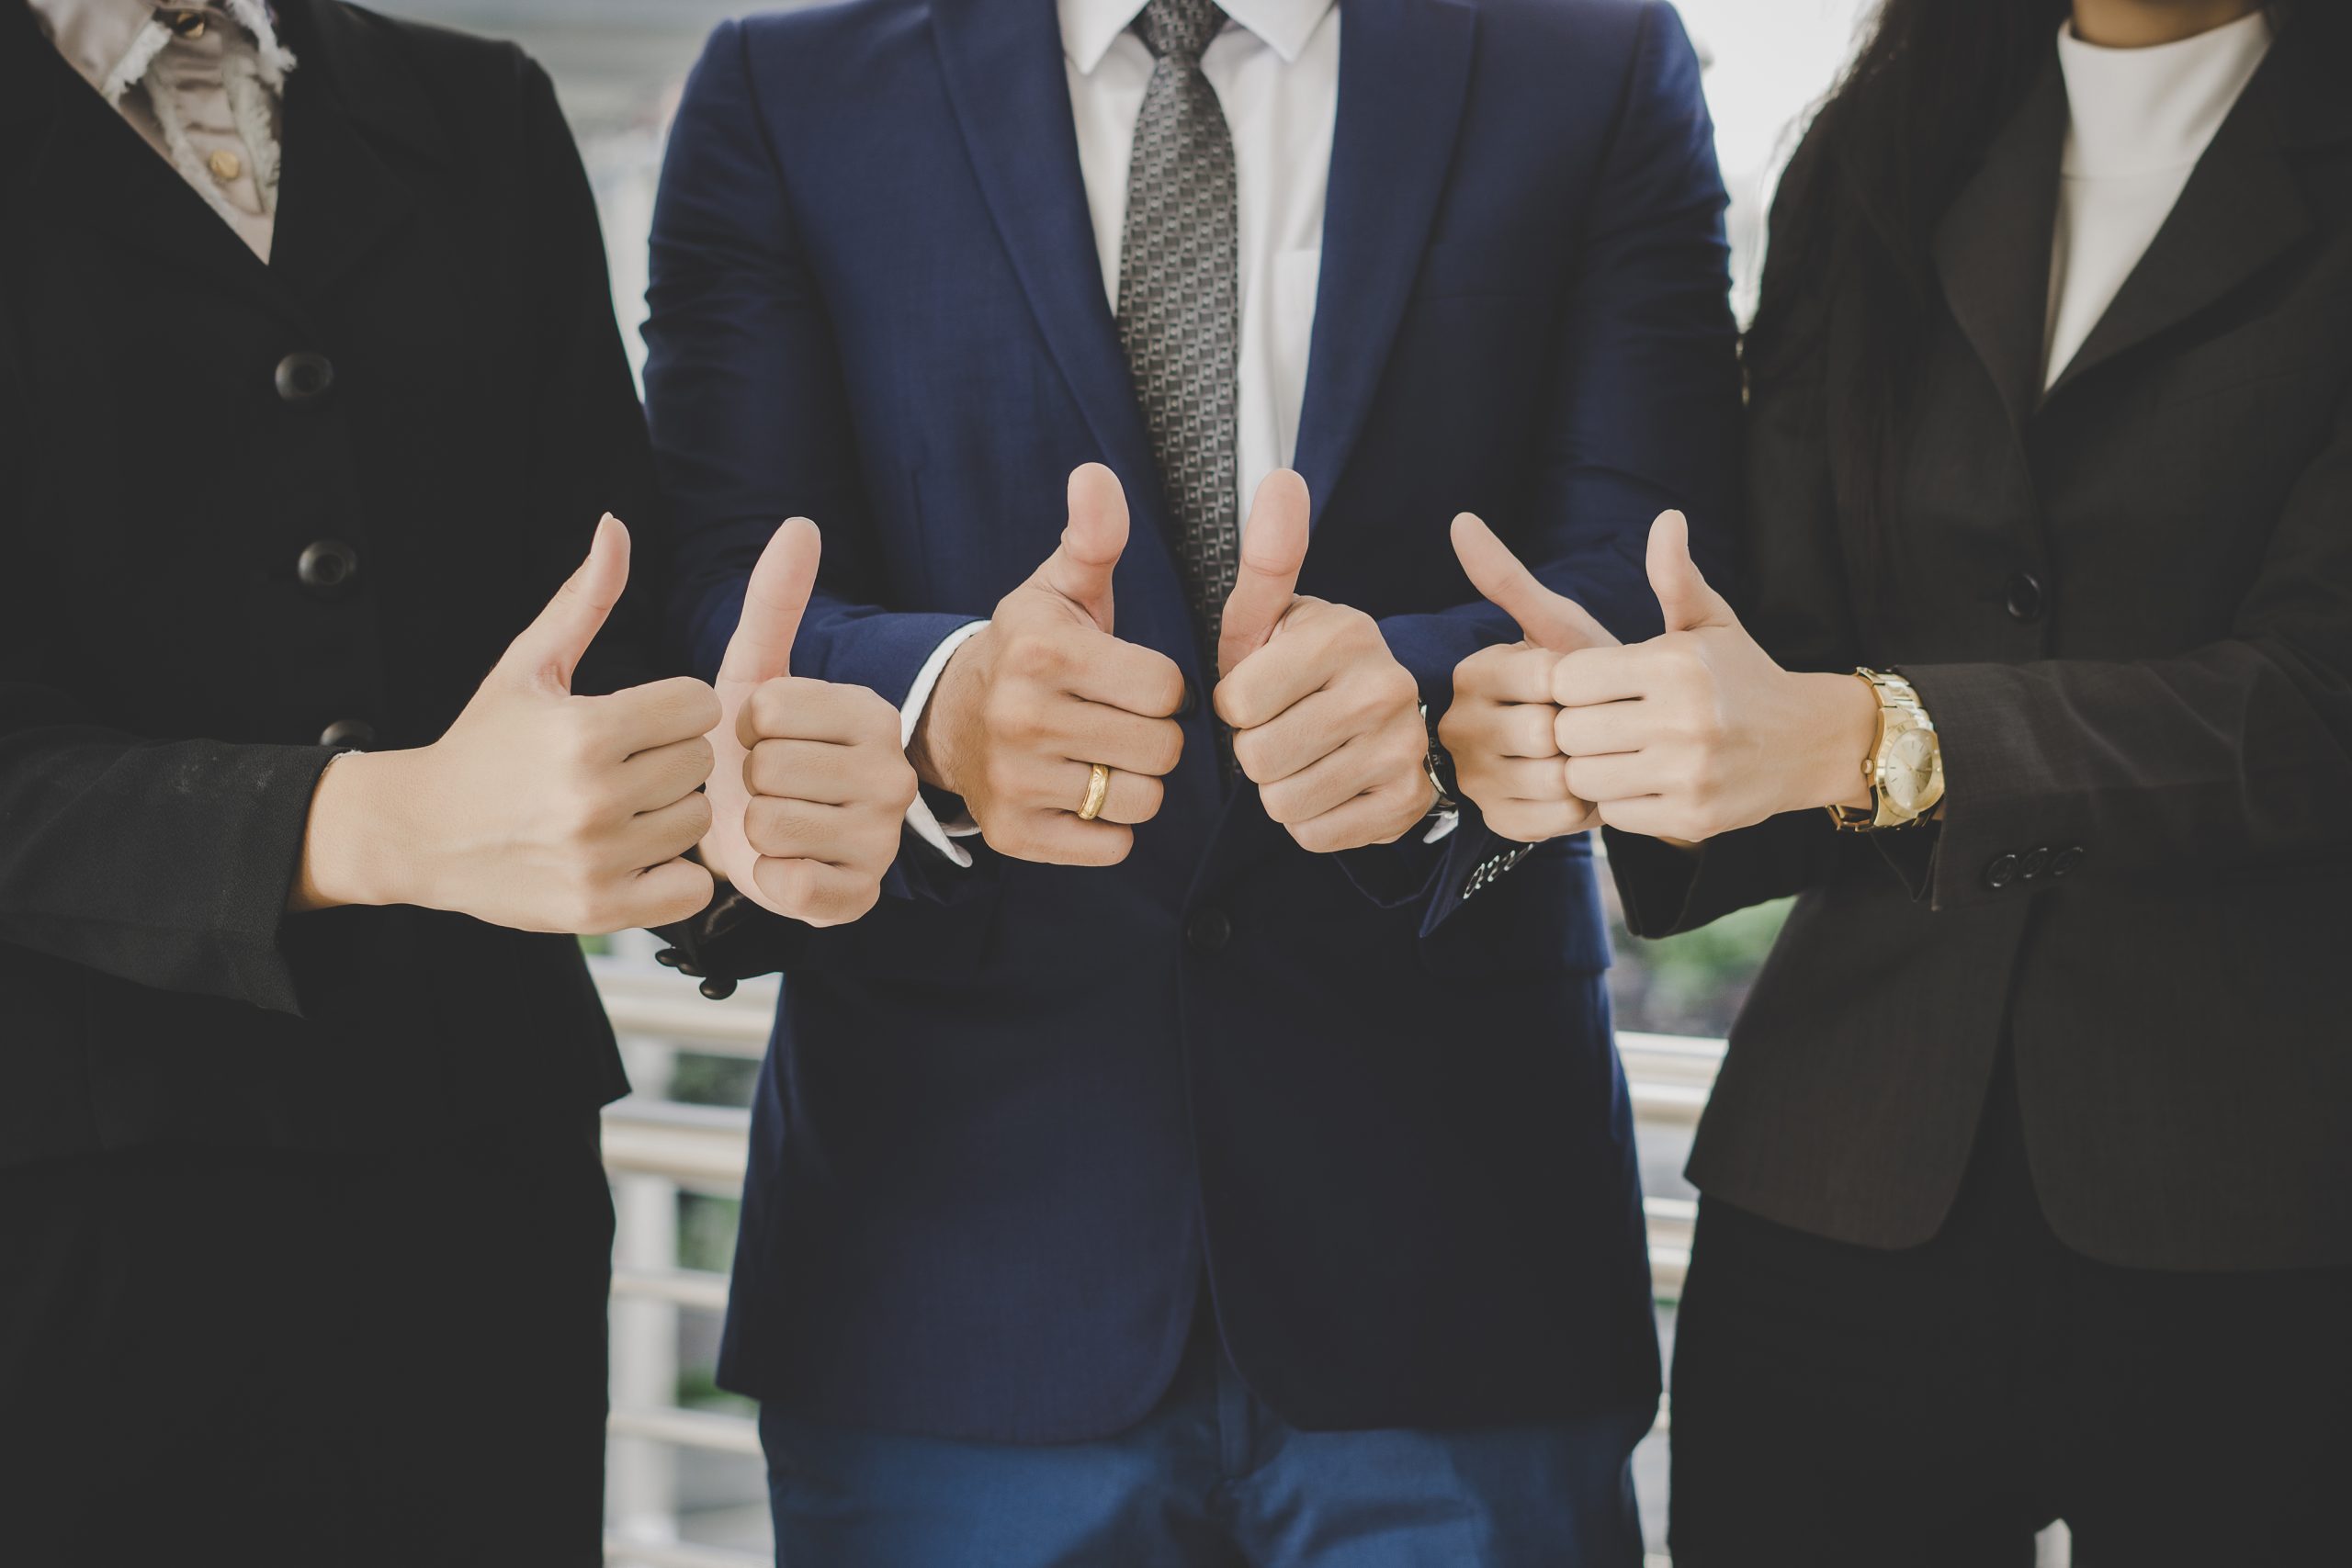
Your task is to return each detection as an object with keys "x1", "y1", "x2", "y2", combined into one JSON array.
[
  {"x1": 899, "y1": 621, "x2": 989, "y2": 867},
  {"x1": 1421, "y1": 810, "x2": 1460, "y2": 845}
]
